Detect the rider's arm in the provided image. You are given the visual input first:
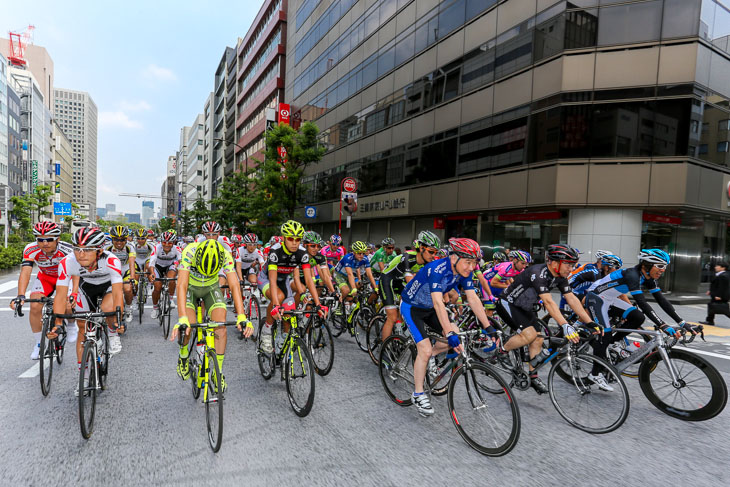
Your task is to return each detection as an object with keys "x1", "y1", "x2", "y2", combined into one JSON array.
[
  {"x1": 15, "y1": 265, "x2": 33, "y2": 298},
  {"x1": 302, "y1": 264, "x2": 321, "y2": 307},
  {"x1": 176, "y1": 269, "x2": 190, "y2": 321},
  {"x1": 366, "y1": 267, "x2": 377, "y2": 289},
  {"x1": 432, "y1": 291, "x2": 458, "y2": 335},
  {"x1": 52, "y1": 285, "x2": 69, "y2": 326},
  {"x1": 110, "y1": 282, "x2": 124, "y2": 319},
  {"x1": 235, "y1": 260, "x2": 243, "y2": 282},
  {"x1": 320, "y1": 265, "x2": 336, "y2": 294},
  {"x1": 651, "y1": 290, "x2": 683, "y2": 323},
  {"x1": 489, "y1": 274, "x2": 510, "y2": 289},
  {"x1": 464, "y1": 288, "x2": 493, "y2": 330},
  {"x1": 268, "y1": 267, "x2": 281, "y2": 306},
  {"x1": 562, "y1": 292, "x2": 593, "y2": 324},
  {"x1": 476, "y1": 272, "x2": 493, "y2": 298},
  {"x1": 540, "y1": 292, "x2": 570, "y2": 326},
  {"x1": 346, "y1": 267, "x2": 357, "y2": 292},
  {"x1": 227, "y1": 270, "x2": 246, "y2": 317}
]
